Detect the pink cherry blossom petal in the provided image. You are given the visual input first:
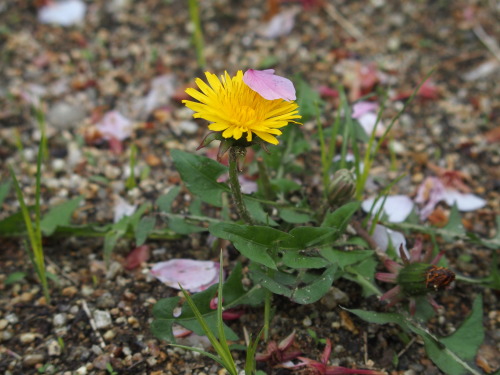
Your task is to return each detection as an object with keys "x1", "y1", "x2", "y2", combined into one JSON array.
[
  {"x1": 96, "y1": 110, "x2": 134, "y2": 141},
  {"x1": 243, "y1": 69, "x2": 296, "y2": 101},
  {"x1": 150, "y1": 259, "x2": 220, "y2": 293},
  {"x1": 352, "y1": 101, "x2": 379, "y2": 119}
]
